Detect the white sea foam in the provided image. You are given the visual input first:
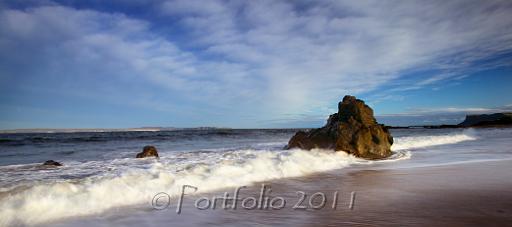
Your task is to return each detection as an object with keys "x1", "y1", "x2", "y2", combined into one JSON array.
[
  {"x1": 0, "y1": 149, "x2": 363, "y2": 226},
  {"x1": 0, "y1": 130, "x2": 478, "y2": 226},
  {"x1": 391, "y1": 129, "x2": 477, "y2": 151}
]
